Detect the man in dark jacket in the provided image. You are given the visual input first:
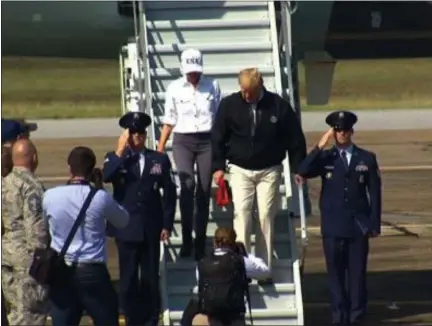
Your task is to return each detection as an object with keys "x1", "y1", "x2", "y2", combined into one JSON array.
[{"x1": 211, "y1": 68, "x2": 307, "y2": 283}]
